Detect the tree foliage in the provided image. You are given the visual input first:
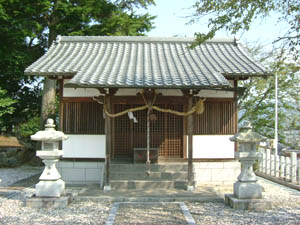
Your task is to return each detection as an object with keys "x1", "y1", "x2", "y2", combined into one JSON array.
[
  {"x1": 0, "y1": 0, "x2": 155, "y2": 134},
  {"x1": 238, "y1": 47, "x2": 300, "y2": 145},
  {"x1": 191, "y1": 0, "x2": 300, "y2": 55},
  {"x1": 0, "y1": 88, "x2": 16, "y2": 129}
]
